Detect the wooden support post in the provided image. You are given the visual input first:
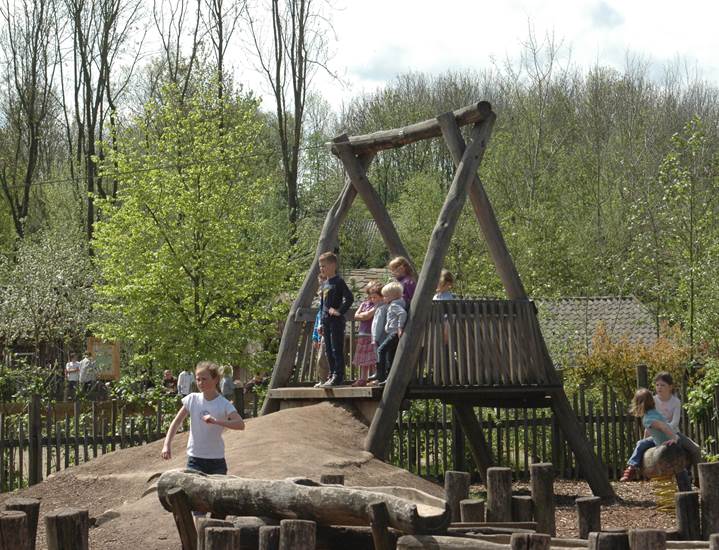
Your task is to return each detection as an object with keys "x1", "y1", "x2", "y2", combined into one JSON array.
[
  {"x1": 365, "y1": 110, "x2": 495, "y2": 459},
  {"x1": 588, "y1": 531, "x2": 630, "y2": 550},
  {"x1": 510, "y1": 532, "x2": 551, "y2": 550},
  {"x1": 196, "y1": 518, "x2": 233, "y2": 550},
  {"x1": 453, "y1": 404, "x2": 494, "y2": 482},
  {"x1": 700, "y1": 462, "x2": 719, "y2": 539},
  {"x1": 368, "y1": 501, "x2": 393, "y2": 550},
  {"x1": 279, "y1": 519, "x2": 316, "y2": 550},
  {"x1": 5, "y1": 497, "x2": 40, "y2": 550},
  {"x1": 259, "y1": 526, "x2": 280, "y2": 550},
  {"x1": 45, "y1": 508, "x2": 89, "y2": 550},
  {"x1": 628, "y1": 529, "x2": 666, "y2": 550},
  {"x1": 29, "y1": 394, "x2": 42, "y2": 486},
  {"x1": 204, "y1": 527, "x2": 240, "y2": 550},
  {"x1": 460, "y1": 499, "x2": 485, "y2": 522},
  {"x1": 575, "y1": 496, "x2": 601, "y2": 539},
  {"x1": 486, "y1": 467, "x2": 512, "y2": 522},
  {"x1": 675, "y1": 491, "x2": 700, "y2": 541},
  {"x1": 529, "y1": 463, "x2": 555, "y2": 536},
  {"x1": 166, "y1": 487, "x2": 197, "y2": 550},
  {"x1": 320, "y1": 474, "x2": 345, "y2": 485},
  {"x1": 261, "y1": 154, "x2": 373, "y2": 415},
  {"x1": 451, "y1": 409, "x2": 466, "y2": 472},
  {"x1": 511, "y1": 496, "x2": 533, "y2": 522},
  {"x1": 444, "y1": 470, "x2": 471, "y2": 523},
  {"x1": 636, "y1": 365, "x2": 648, "y2": 389},
  {"x1": 0, "y1": 510, "x2": 30, "y2": 550}
]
